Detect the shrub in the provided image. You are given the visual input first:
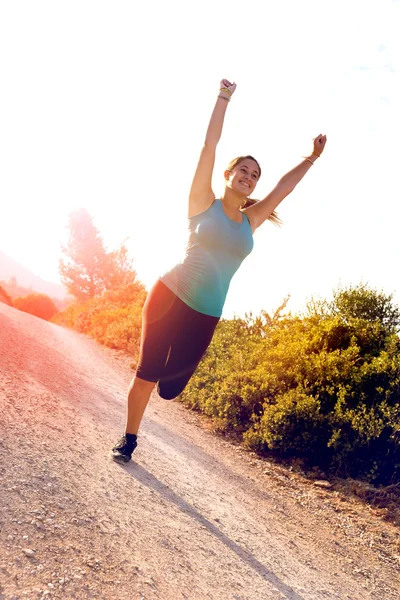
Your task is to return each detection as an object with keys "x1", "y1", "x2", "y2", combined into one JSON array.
[
  {"x1": 13, "y1": 293, "x2": 58, "y2": 321},
  {"x1": 0, "y1": 285, "x2": 13, "y2": 306},
  {"x1": 52, "y1": 282, "x2": 146, "y2": 360},
  {"x1": 244, "y1": 389, "x2": 331, "y2": 462},
  {"x1": 179, "y1": 284, "x2": 400, "y2": 484}
]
